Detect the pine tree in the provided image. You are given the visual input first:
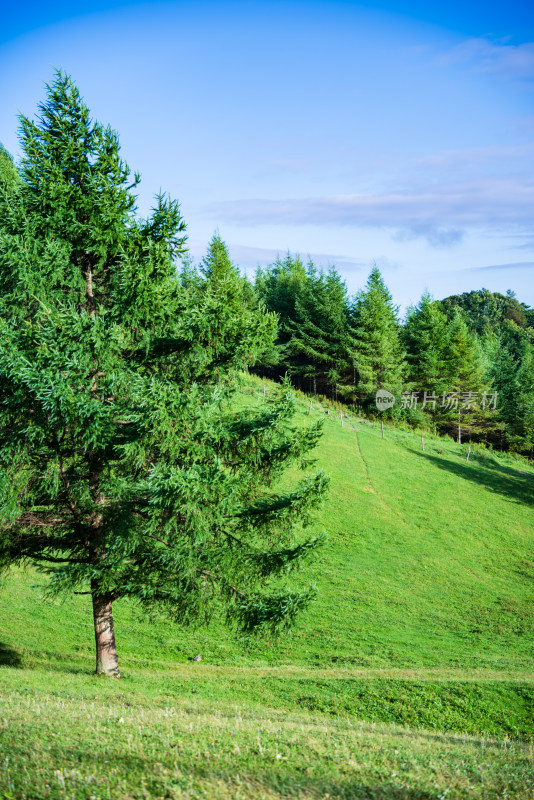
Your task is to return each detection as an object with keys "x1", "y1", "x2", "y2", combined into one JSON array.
[
  {"x1": 0, "y1": 145, "x2": 19, "y2": 194},
  {"x1": 0, "y1": 73, "x2": 328, "y2": 676},
  {"x1": 441, "y1": 311, "x2": 488, "y2": 442},
  {"x1": 254, "y1": 254, "x2": 307, "y2": 376},
  {"x1": 404, "y1": 293, "x2": 448, "y2": 386},
  {"x1": 488, "y1": 321, "x2": 534, "y2": 453},
  {"x1": 517, "y1": 345, "x2": 534, "y2": 456},
  {"x1": 439, "y1": 290, "x2": 534, "y2": 449},
  {"x1": 352, "y1": 267, "x2": 405, "y2": 405},
  {"x1": 285, "y1": 265, "x2": 354, "y2": 398},
  {"x1": 403, "y1": 292, "x2": 450, "y2": 427}
]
